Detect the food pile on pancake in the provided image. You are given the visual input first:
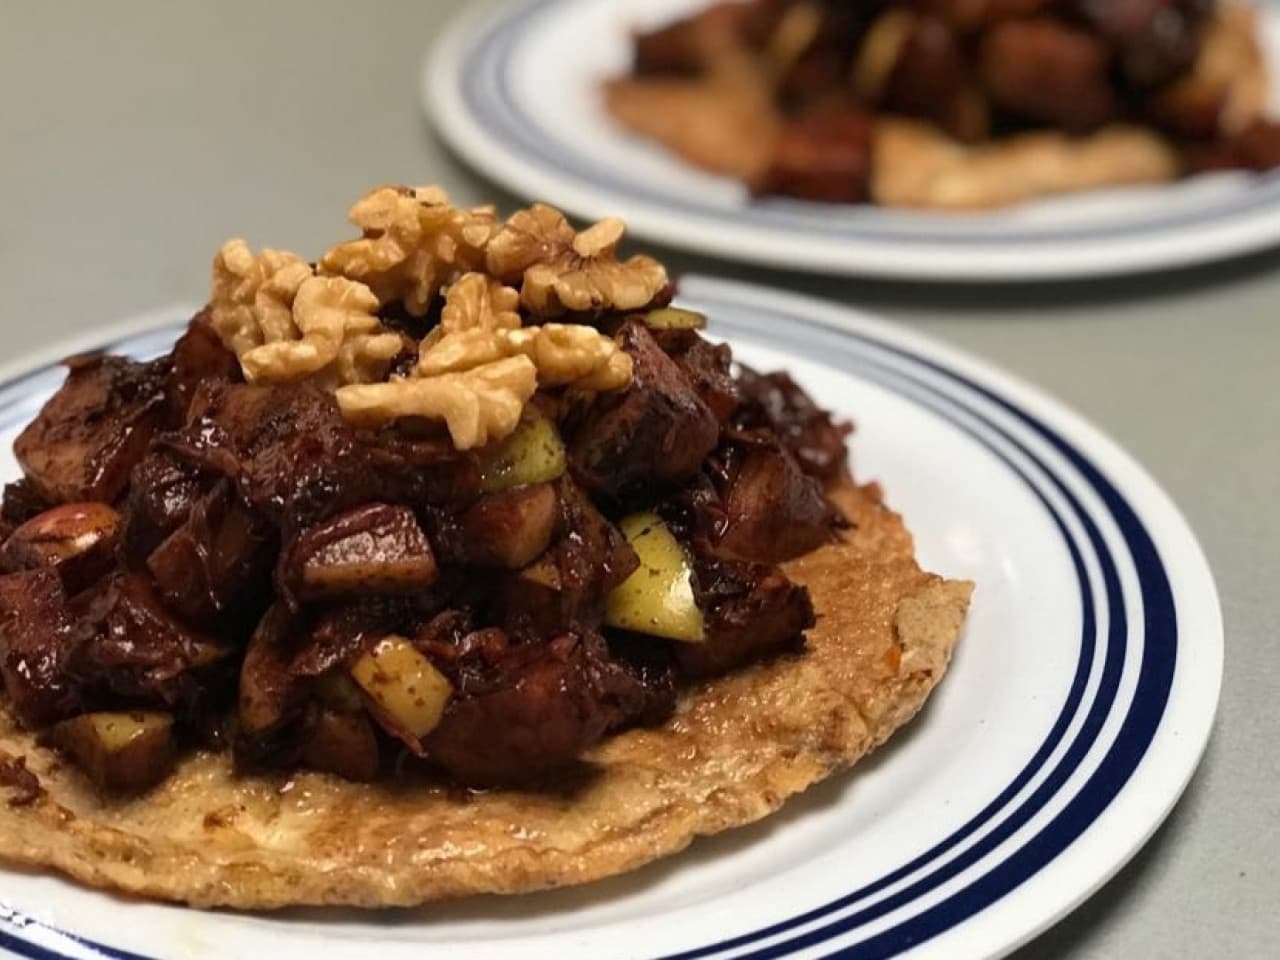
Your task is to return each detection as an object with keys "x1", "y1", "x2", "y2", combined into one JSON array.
[
  {"x1": 0, "y1": 186, "x2": 969, "y2": 907},
  {"x1": 607, "y1": 0, "x2": 1280, "y2": 208}
]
